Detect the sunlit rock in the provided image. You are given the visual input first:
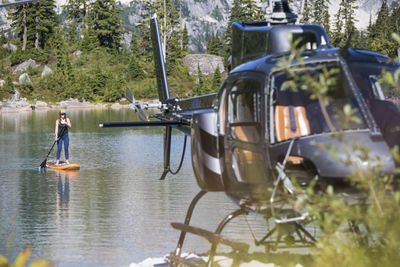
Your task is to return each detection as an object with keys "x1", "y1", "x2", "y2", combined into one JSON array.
[
  {"x1": 41, "y1": 65, "x2": 53, "y2": 76},
  {"x1": 2, "y1": 43, "x2": 17, "y2": 52},
  {"x1": 182, "y1": 54, "x2": 225, "y2": 77},
  {"x1": 13, "y1": 59, "x2": 40, "y2": 75},
  {"x1": 19, "y1": 73, "x2": 31, "y2": 84}
]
